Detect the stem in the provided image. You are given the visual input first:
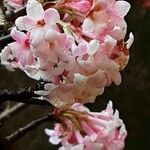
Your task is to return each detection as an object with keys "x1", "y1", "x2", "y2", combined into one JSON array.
[
  {"x1": 0, "y1": 103, "x2": 26, "y2": 121},
  {"x1": 0, "y1": 87, "x2": 51, "y2": 106},
  {"x1": 0, "y1": 87, "x2": 35, "y2": 102},
  {"x1": 3, "y1": 113, "x2": 55, "y2": 144}
]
